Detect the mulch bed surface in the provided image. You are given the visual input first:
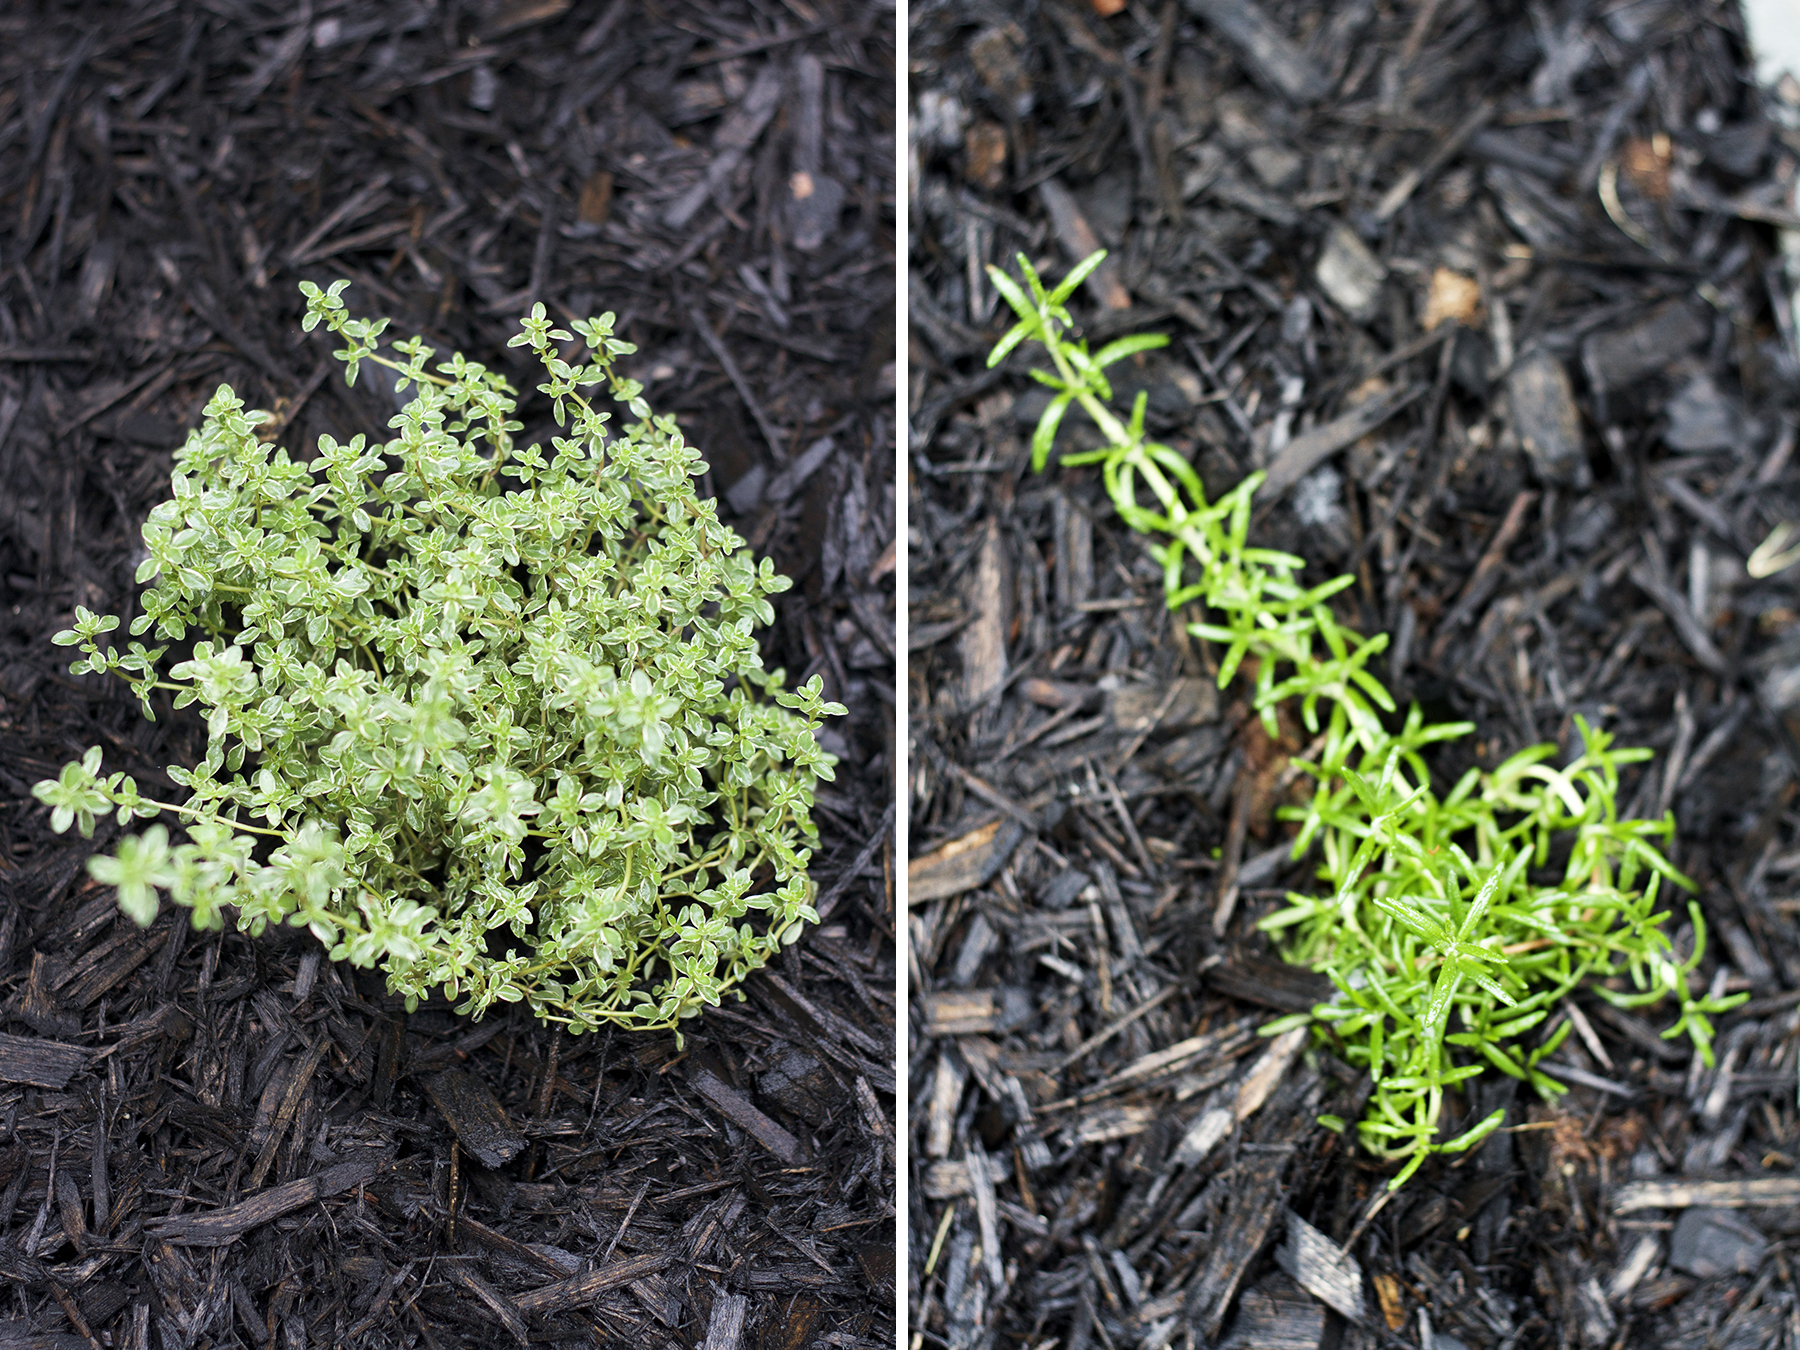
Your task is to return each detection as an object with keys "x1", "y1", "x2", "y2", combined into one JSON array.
[
  {"x1": 0, "y1": 3, "x2": 895, "y2": 1347},
  {"x1": 908, "y1": 2, "x2": 1799, "y2": 1348}
]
